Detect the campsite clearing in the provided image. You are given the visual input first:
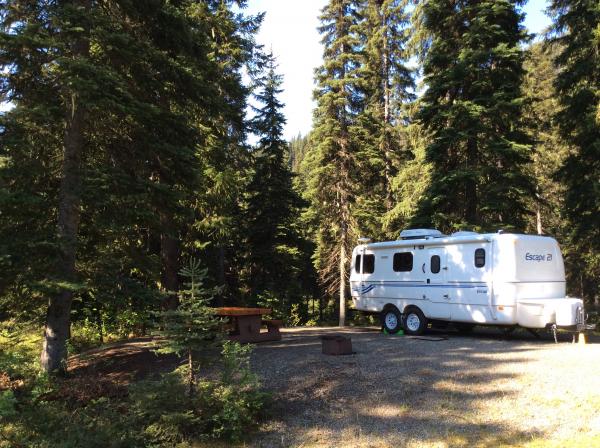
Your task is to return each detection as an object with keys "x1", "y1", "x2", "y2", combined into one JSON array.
[{"x1": 249, "y1": 326, "x2": 600, "y2": 448}]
